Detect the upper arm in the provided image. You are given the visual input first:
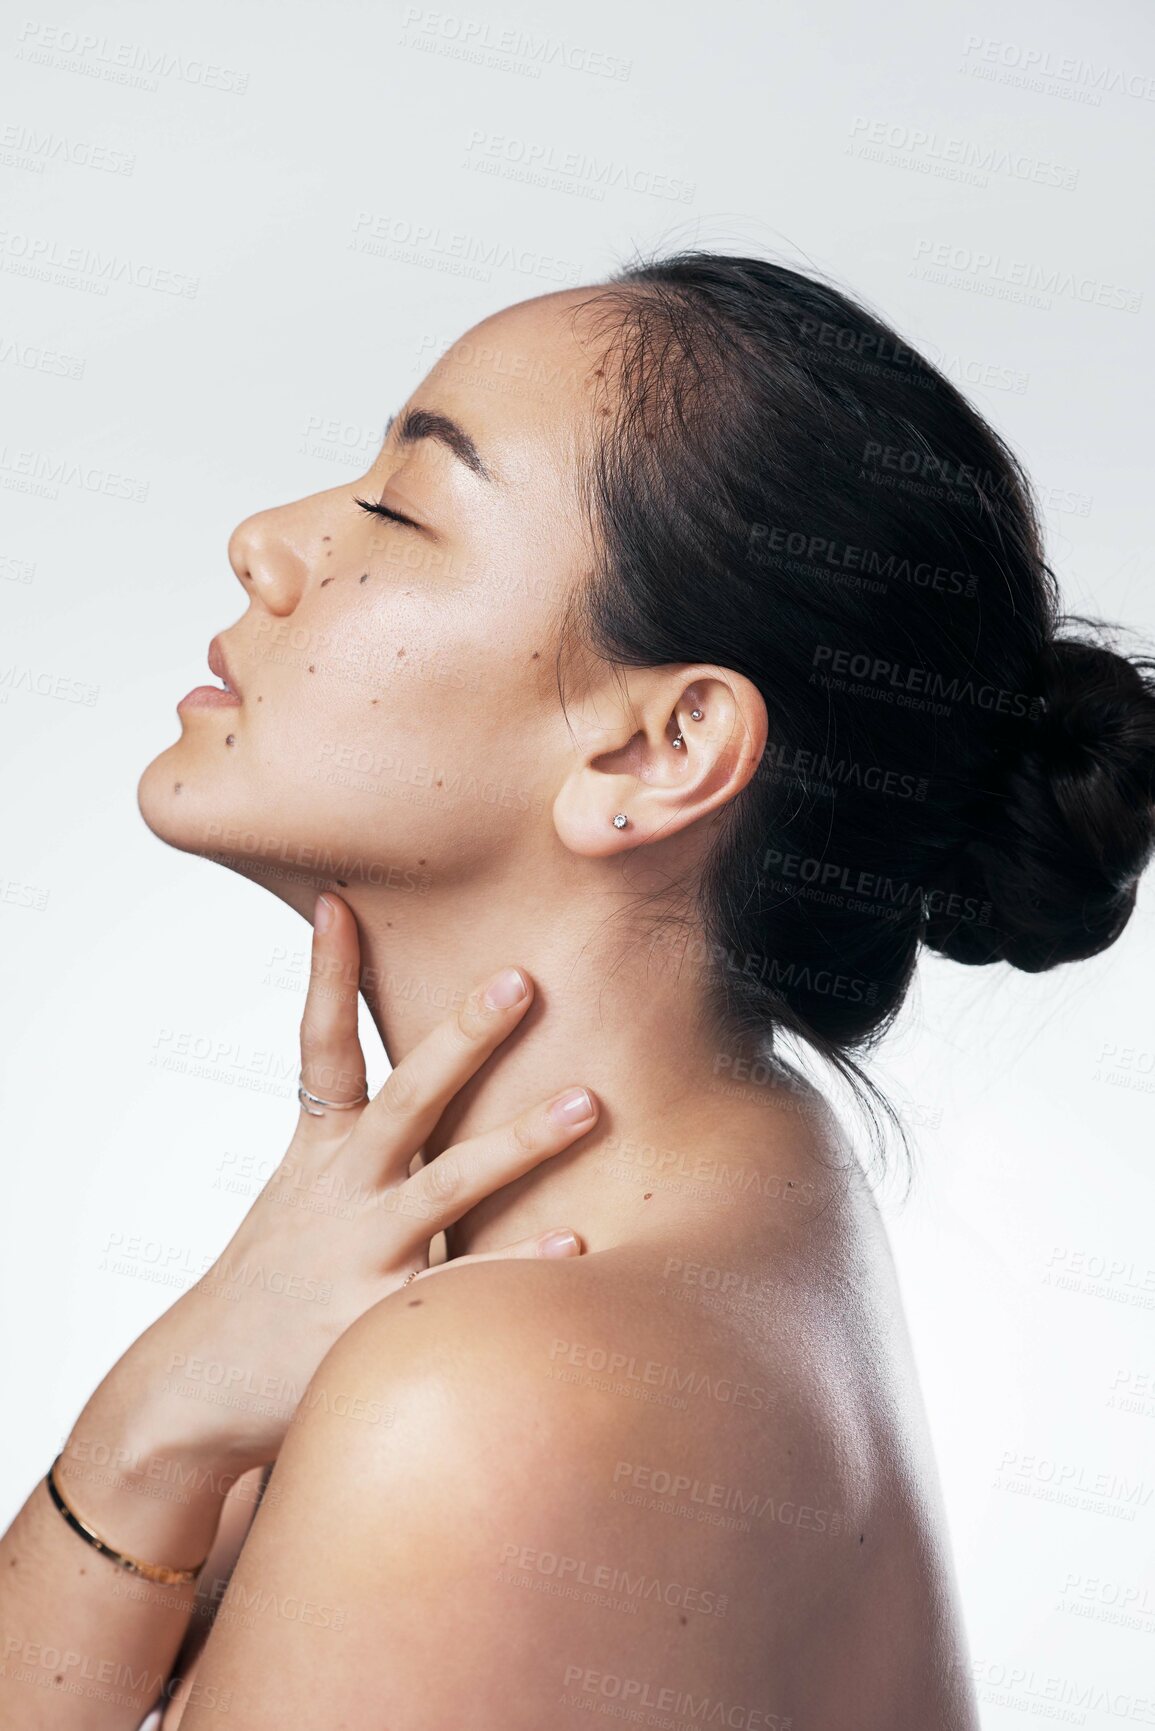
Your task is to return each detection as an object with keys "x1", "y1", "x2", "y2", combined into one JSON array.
[{"x1": 173, "y1": 1265, "x2": 634, "y2": 1730}]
